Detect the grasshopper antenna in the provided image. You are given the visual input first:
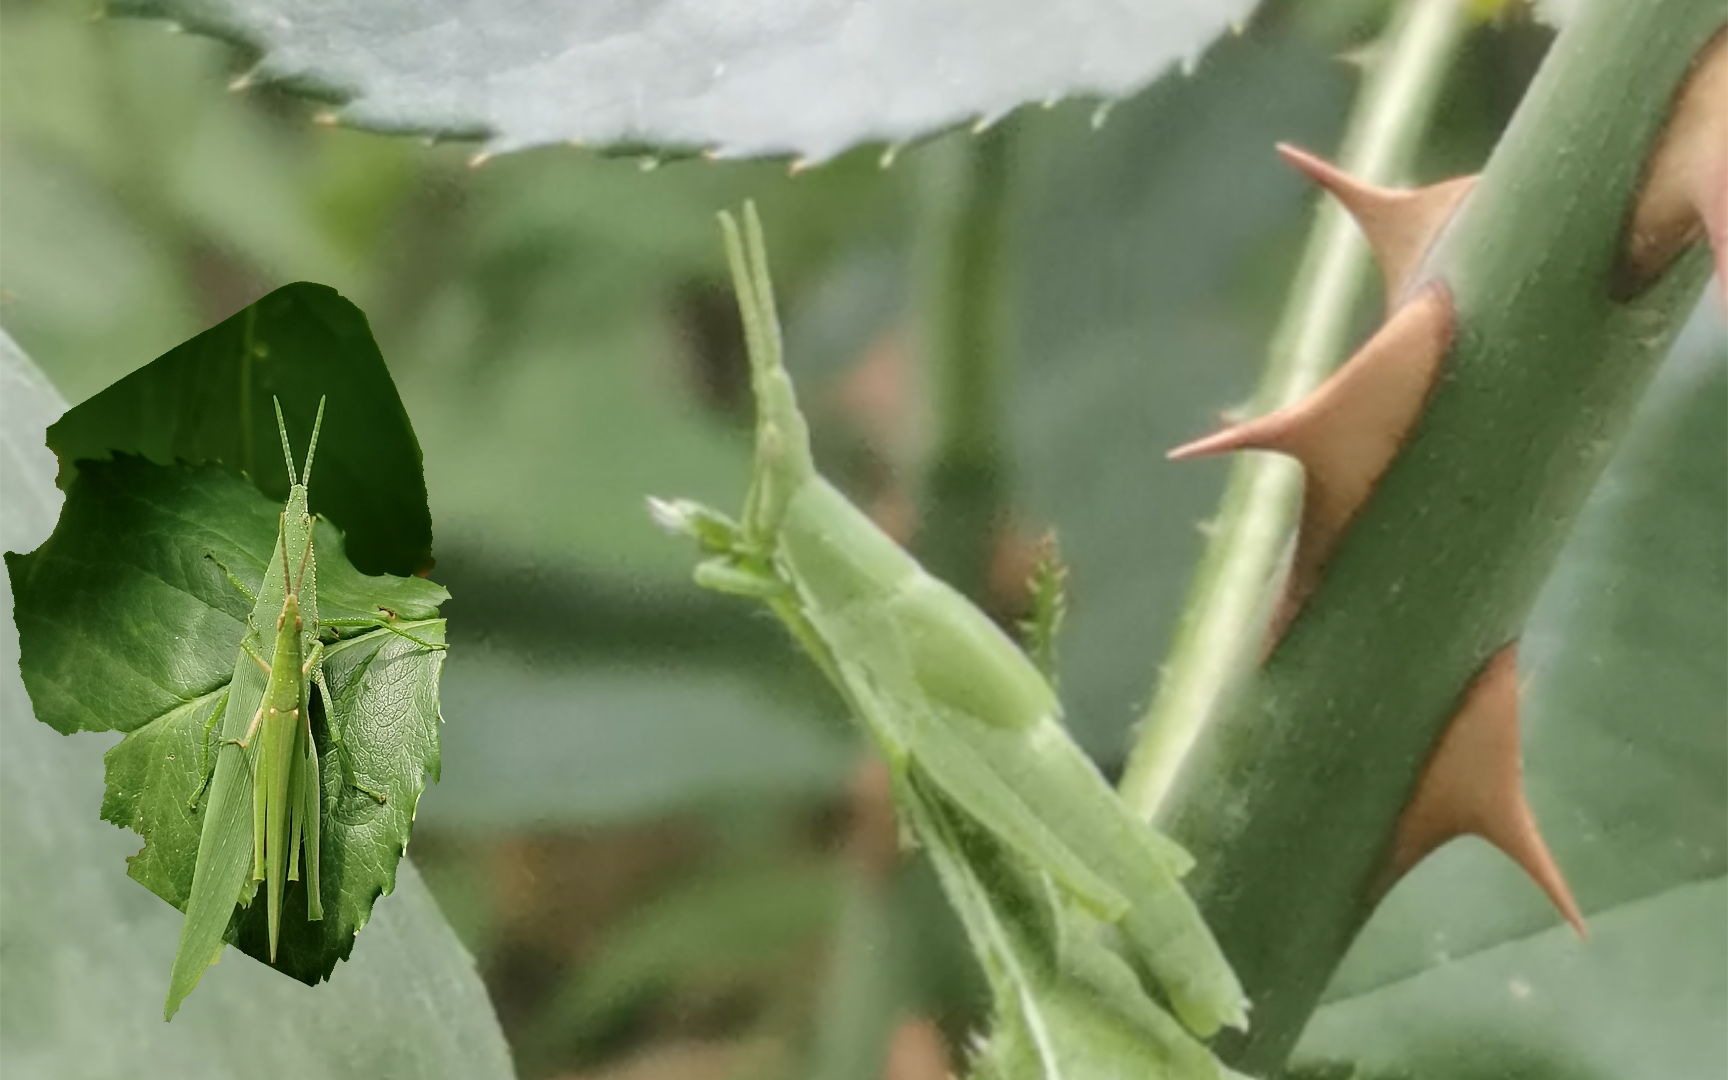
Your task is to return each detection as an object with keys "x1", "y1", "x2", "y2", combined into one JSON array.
[
  {"x1": 273, "y1": 397, "x2": 297, "y2": 486},
  {"x1": 301, "y1": 396, "x2": 327, "y2": 489}
]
